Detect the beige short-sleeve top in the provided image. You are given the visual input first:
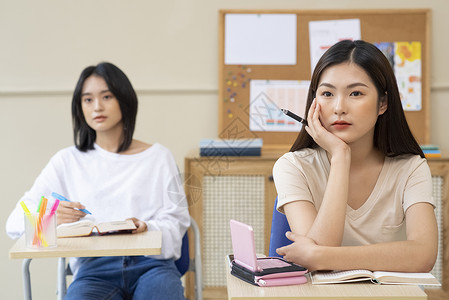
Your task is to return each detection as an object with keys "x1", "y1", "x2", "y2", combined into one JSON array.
[{"x1": 273, "y1": 148, "x2": 434, "y2": 246}]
